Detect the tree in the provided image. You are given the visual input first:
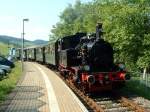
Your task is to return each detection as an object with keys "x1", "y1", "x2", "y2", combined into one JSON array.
[{"x1": 50, "y1": 0, "x2": 150, "y2": 74}]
